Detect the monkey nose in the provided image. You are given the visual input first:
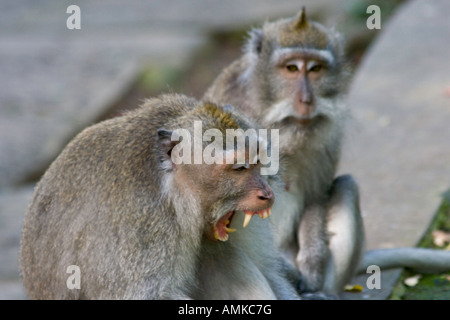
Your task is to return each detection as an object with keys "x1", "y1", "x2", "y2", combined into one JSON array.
[
  {"x1": 256, "y1": 188, "x2": 274, "y2": 204},
  {"x1": 296, "y1": 101, "x2": 315, "y2": 118},
  {"x1": 299, "y1": 93, "x2": 313, "y2": 105}
]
